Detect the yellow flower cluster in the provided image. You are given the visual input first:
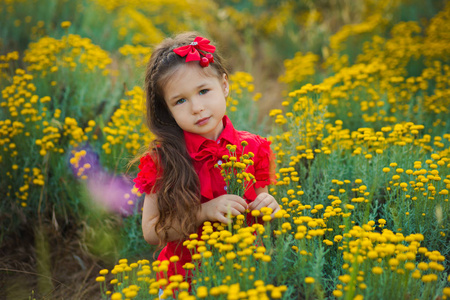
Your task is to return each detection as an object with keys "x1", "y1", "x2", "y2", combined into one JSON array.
[
  {"x1": 1, "y1": 67, "x2": 99, "y2": 211},
  {"x1": 1, "y1": 69, "x2": 57, "y2": 156},
  {"x1": 308, "y1": 2, "x2": 450, "y2": 125},
  {"x1": 324, "y1": 13, "x2": 386, "y2": 72},
  {"x1": 29, "y1": 20, "x2": 46, "y2": 41},
  {"x1": 219, "y1": 1, "x2": 318, "y2": 36},
  {"x1": 93, "y1": 0, "x2": 214, "y2": 45},
  {"x1": 6, "y1": 167, "x2": 45, "y2": 208},
  {"x1": 278, "y1": 52, "x2": 319, "y2": 86},
  {"x1": 69, "y1": 149, "x2": 92, "y2": 180},
  {"x1": 23, "y1": 34, "x2": 112, "y2": 76},
  {"x1": 62, "y1": 116, "x2": 92, "y2": 148},
  {"x1": 98, "y1": 158, "x2": 449, "y2": 298},
  {"x1": 215, "y1": 141, "x2": 256, "y2": 197},
  {"x1": 318, "y1": 122, "x2": 449, "y2": 156},
  {"x1": 272, "y1": 40, "x2": 450, "y2": 176},
  {"x1": 0, "y1": 51, "x2": 19, "y2": 79},
  {"x1": 96, "y1": 259, "x2": 154, "y2": 299},
  {"x1": 102, "y1": 217, "x2": 289, "y2": 299},
  {"x1": 227, "y1": 72, "x2": 260, "y2": 113},
  {"x1": 423, "y1": 5, "x2": 450, "y2": 59},
  {"x1": 334, "y1": 223, "x2": 446, "y2": 297},
  {"x1": 263, "y1": 52, "x2": 449, "y2": 300},
  {"x1": 101, "y1": 86, "x2": 153, "y2": 156},
  {"x1": 118, "y1": 44, "x2": 152, "y2": 68},
  {"x1": 114, "y1": 7, "x2": 165, "y2": 45}
]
